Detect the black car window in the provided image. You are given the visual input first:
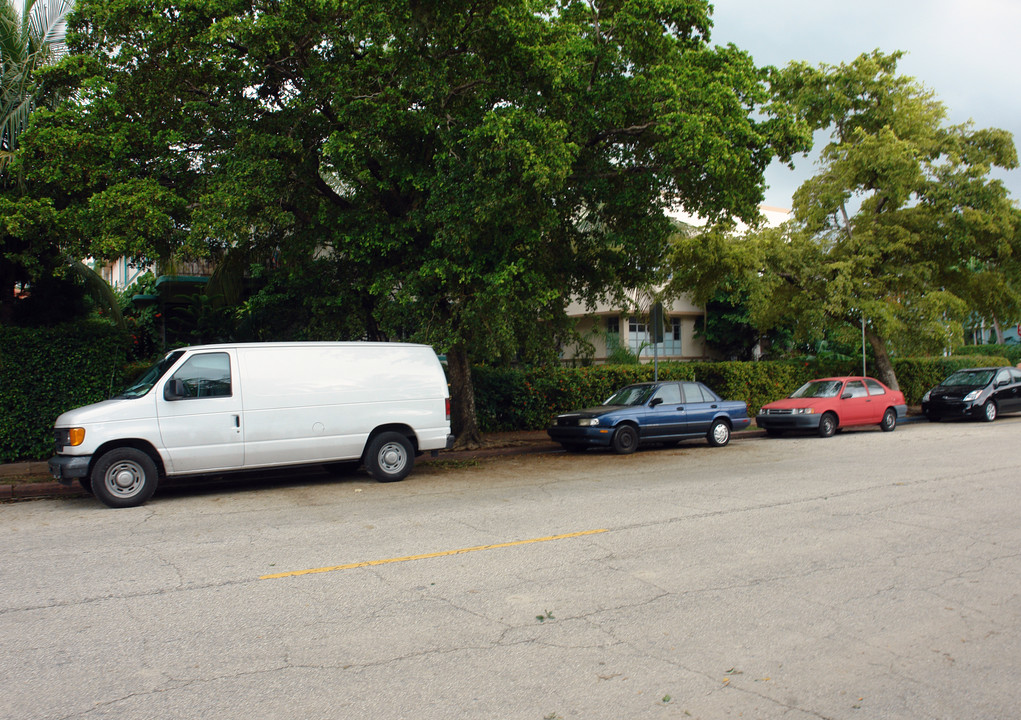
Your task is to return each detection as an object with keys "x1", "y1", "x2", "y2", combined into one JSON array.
[
  {"x1": 995, "y1": 369, "x2": 1011, "y2": 385},
  {"x1": 864, "y1": 379, "x2": 886, "y2": 396},
  {"x1": 844, "y1": 380, "x2": 868, "y2": 398},
  {"x1": 654, "y1": 384, "x2": 682, "y2": 405},
  {"x1": 1011, "y1": 369, "x2": 1021, "y2": 383}
]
